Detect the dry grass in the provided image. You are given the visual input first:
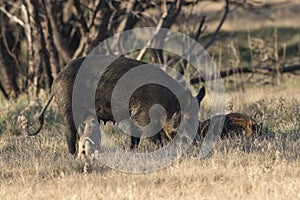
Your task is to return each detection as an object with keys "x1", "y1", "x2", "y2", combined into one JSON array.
[
  {"x1": 1, "y1": 3, "x2": 299, "y2": 198},
  {"x1": 0, "y1": 74, "x2": 299, "y2": 200}
]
